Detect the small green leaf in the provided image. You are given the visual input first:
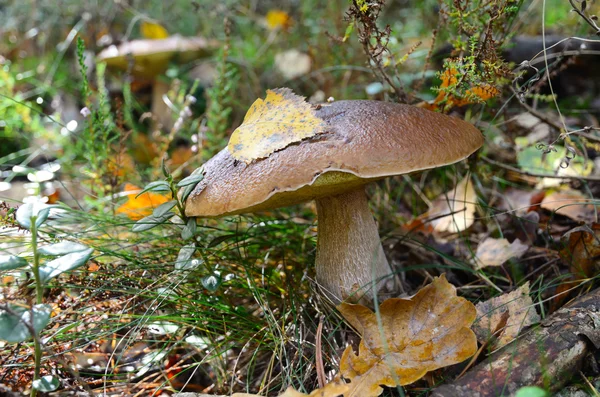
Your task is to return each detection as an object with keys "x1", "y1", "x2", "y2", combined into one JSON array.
[
  {"x1": 161, "y1": 157, "x2": 170, "y2": 178},
  {"x1": 39, "y1": 242, "x2": 89, "y2": 256},
  {"x1": 16, "y1": 203, "x2": 51, "y2": 229},
  {"x1": 136, "y1": 181, "x2": 170, "y2": 198},
  {"x1": 515, "y1": 386, "x2": 548, "y2": 397},
  {"x1": 208, "y1": 233, "x2": 239, "y2": 248},
  {"x1": 201, "y1": 273, "x2": 221, "y2": 292},
  {"x1": 0, "y1": 303, "x2": 51, "y2": 343},
  {"x1": 175, "y1": 244, "x2": 197, "y2": 270},
  {"x1": 0, "y1": 255, "x2": 29, "y2": 271},
  {"x1": 39, "y1": 248, "x2": 94, "y2": 284},
  {"x1": 132, "y1": 212, "x2": 175, "y2": 232},
  {"x1": 152, "y1": 200, "x2": 177, "y2": 217},
  {"x1": 177, "y1": 173, "x2": 204, "y2": 188},
  {"x1": 181, "y1": 218, "x2": 197, "y2": 240},
  {"x1": 32, "y1": 375, "x2": 60, "y2": 392},
  {"x1": 179, "y1": 183, "x2": 196, "y2": 204}
]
